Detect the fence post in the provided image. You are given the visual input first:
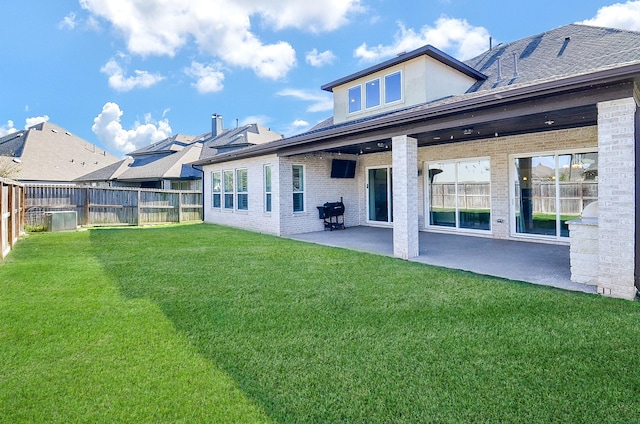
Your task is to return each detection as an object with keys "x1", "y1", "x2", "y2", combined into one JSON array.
[
  {"x1": 178, "y1": 191, "x2": 183, "y2": 223},
  {"x1": 82, "y1": 187, "x2": 89, "y2": 226},
  {"x1": 137, "y1": 189, "x2": 142, "y2": 226}
]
